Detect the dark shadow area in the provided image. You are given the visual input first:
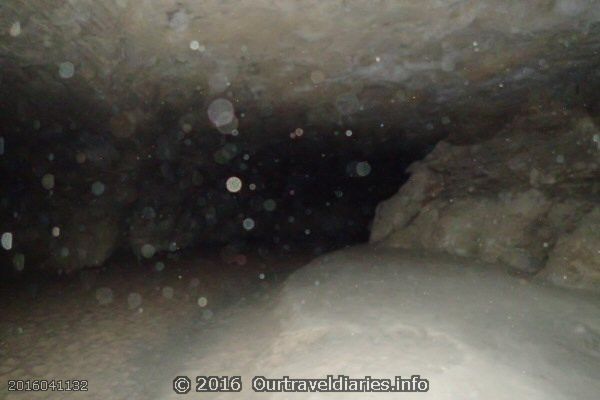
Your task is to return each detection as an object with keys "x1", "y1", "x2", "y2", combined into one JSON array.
[{"x1": 0, "y1": 68, "x2": 438, "y2": 281}]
